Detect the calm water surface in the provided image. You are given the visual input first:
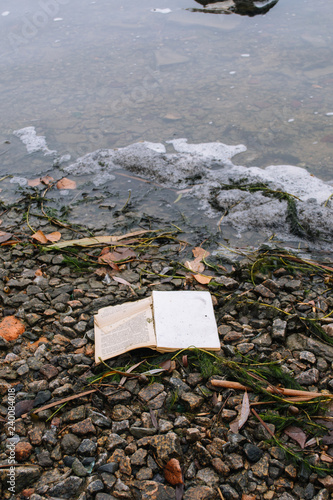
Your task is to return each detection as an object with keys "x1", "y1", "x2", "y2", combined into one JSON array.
[{"x1": 0, "y1": 0, "x2": 332, "y2": 249}]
